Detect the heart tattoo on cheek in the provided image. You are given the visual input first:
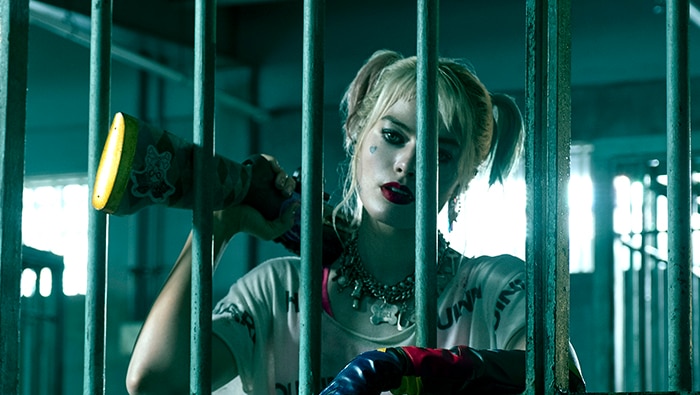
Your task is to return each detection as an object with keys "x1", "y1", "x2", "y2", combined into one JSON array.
[{"x1": 369, "y1": 146, "x2": 377, "y2": 154}]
